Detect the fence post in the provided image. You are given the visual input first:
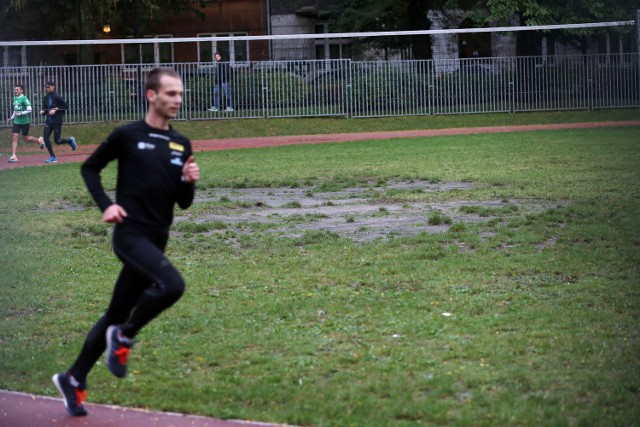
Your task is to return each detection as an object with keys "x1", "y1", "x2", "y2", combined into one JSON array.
[
  {"x1": 509, "y1": 56, "x2": 516, "y2": 113},
  {"x1": 587, "y1": 55, "x2": 594, "y2": 111},
  {"x1": 637, "y1": 9, "x2": 640, "y2": 110}
]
